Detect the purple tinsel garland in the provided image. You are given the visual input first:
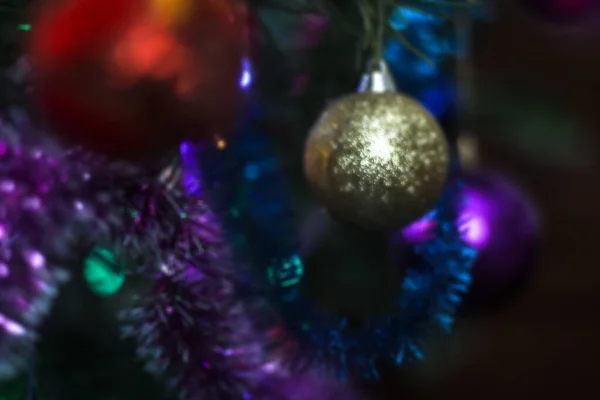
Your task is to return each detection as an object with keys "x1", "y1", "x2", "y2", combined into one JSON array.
[
  {"x1": 62, "y1": 149, "x2": 185, "y2": 277},
  {"x1": 120, "y1": 197, "x2": 267, "y2": 399},
  {"x1": 0, "y1": 117, "x2": 98, "y2": 380},
  {"x1": 0, "y1": 106, "x2": 362, "y2": 397},
  {"x1": 0, "y1": 106, "x2": 271, "y2": 395}
]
